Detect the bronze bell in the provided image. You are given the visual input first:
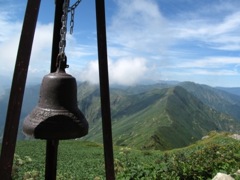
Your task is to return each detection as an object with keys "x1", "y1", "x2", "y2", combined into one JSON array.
[{"x1": 23, "y1": 59, "x2": 88, "y2": 140}]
